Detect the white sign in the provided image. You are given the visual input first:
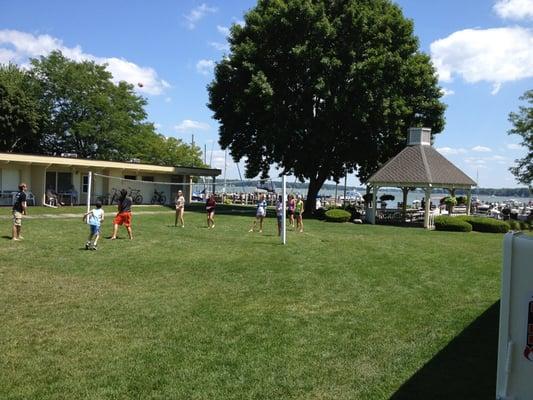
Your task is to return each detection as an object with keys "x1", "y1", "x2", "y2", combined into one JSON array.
[{"x1": 497, "y1": 232, "x2": 533, "y2": 399}]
